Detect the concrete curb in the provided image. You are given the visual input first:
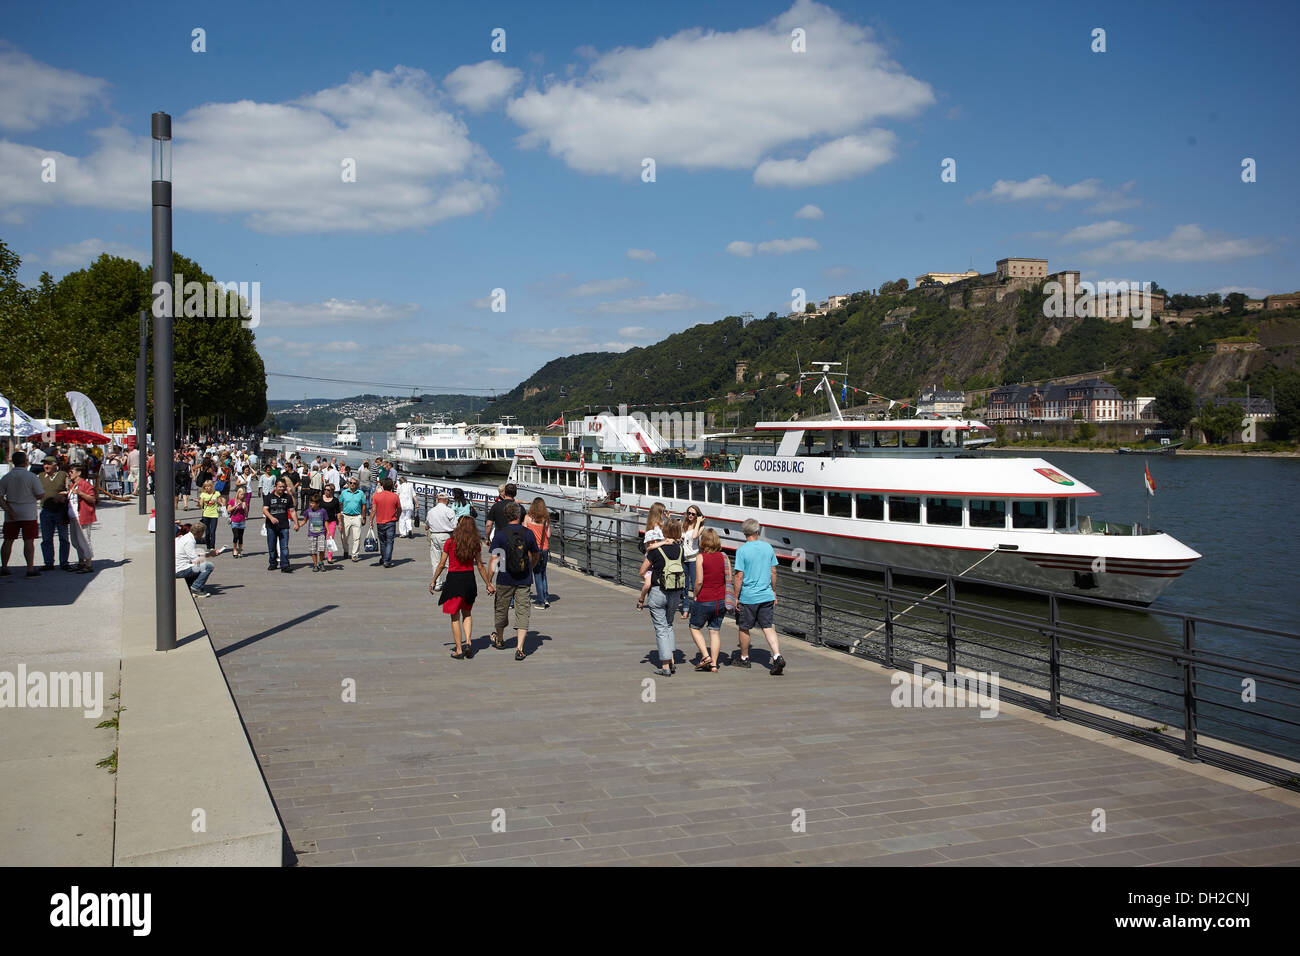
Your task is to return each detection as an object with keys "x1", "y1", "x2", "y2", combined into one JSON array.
[{"x1": 114, "y1": 512, "x2": 282, "y2": 866}]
